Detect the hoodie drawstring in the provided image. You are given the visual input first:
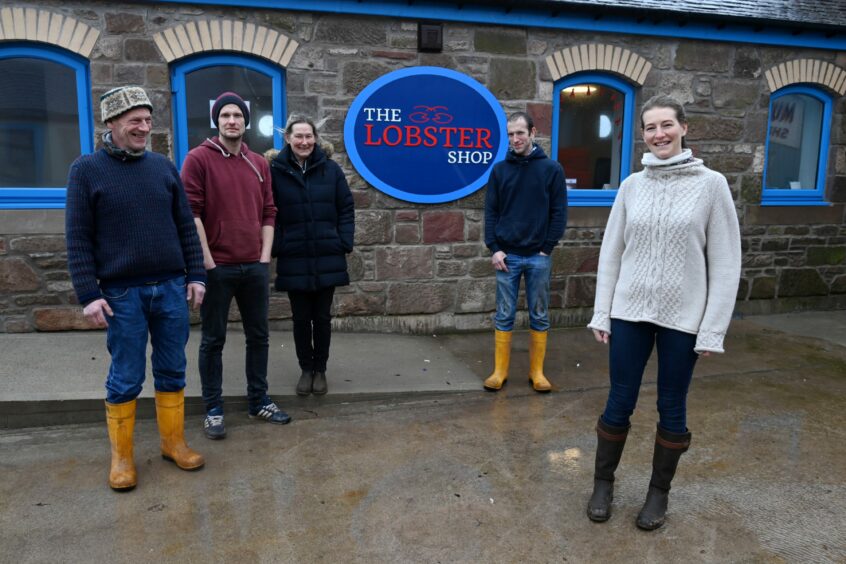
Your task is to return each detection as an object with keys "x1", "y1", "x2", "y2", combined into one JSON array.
[{"x1": 205, "y1": 137, "x2": 264, "y2": 183}]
